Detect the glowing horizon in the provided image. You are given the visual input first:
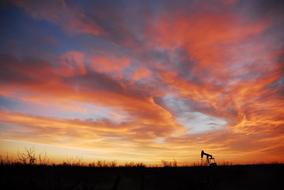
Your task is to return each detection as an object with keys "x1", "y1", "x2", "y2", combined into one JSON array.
[{"x1": 0, "y1": 0, "x2": 284, "y2": 164}]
